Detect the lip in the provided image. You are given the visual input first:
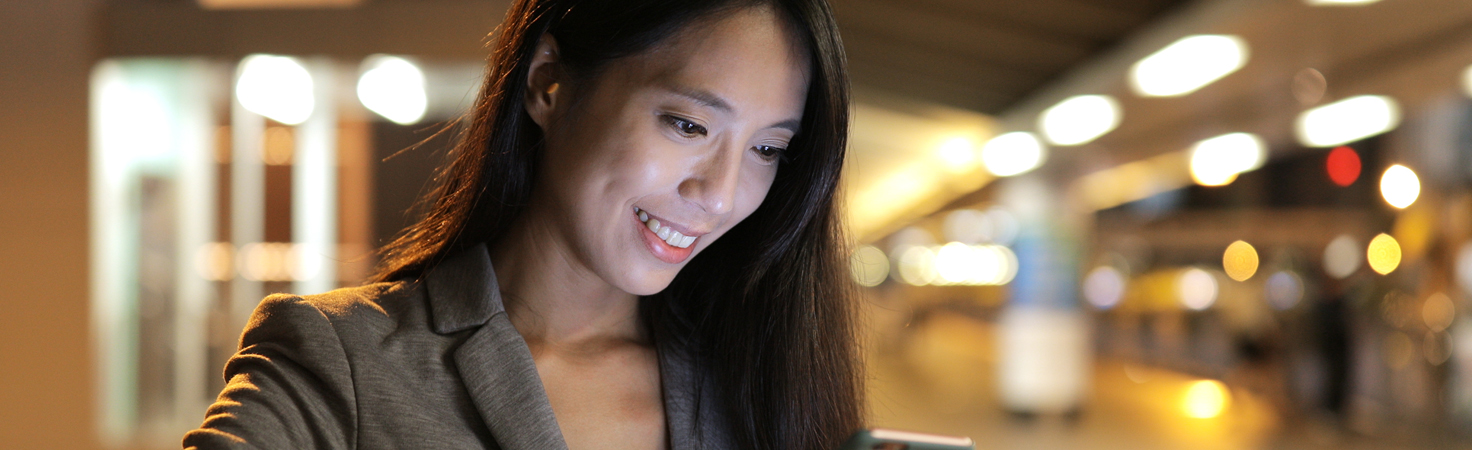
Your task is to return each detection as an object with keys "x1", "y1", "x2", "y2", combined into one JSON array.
[{"x1": 633, "y1": 207, "x2": 702, "y2": 264}]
